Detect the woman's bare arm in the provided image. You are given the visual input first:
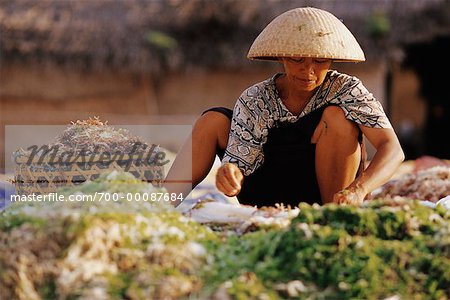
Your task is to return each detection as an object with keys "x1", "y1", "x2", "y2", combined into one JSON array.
[{"x1": 334, "y1": 127, "x2": 405, "y2": 204}]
